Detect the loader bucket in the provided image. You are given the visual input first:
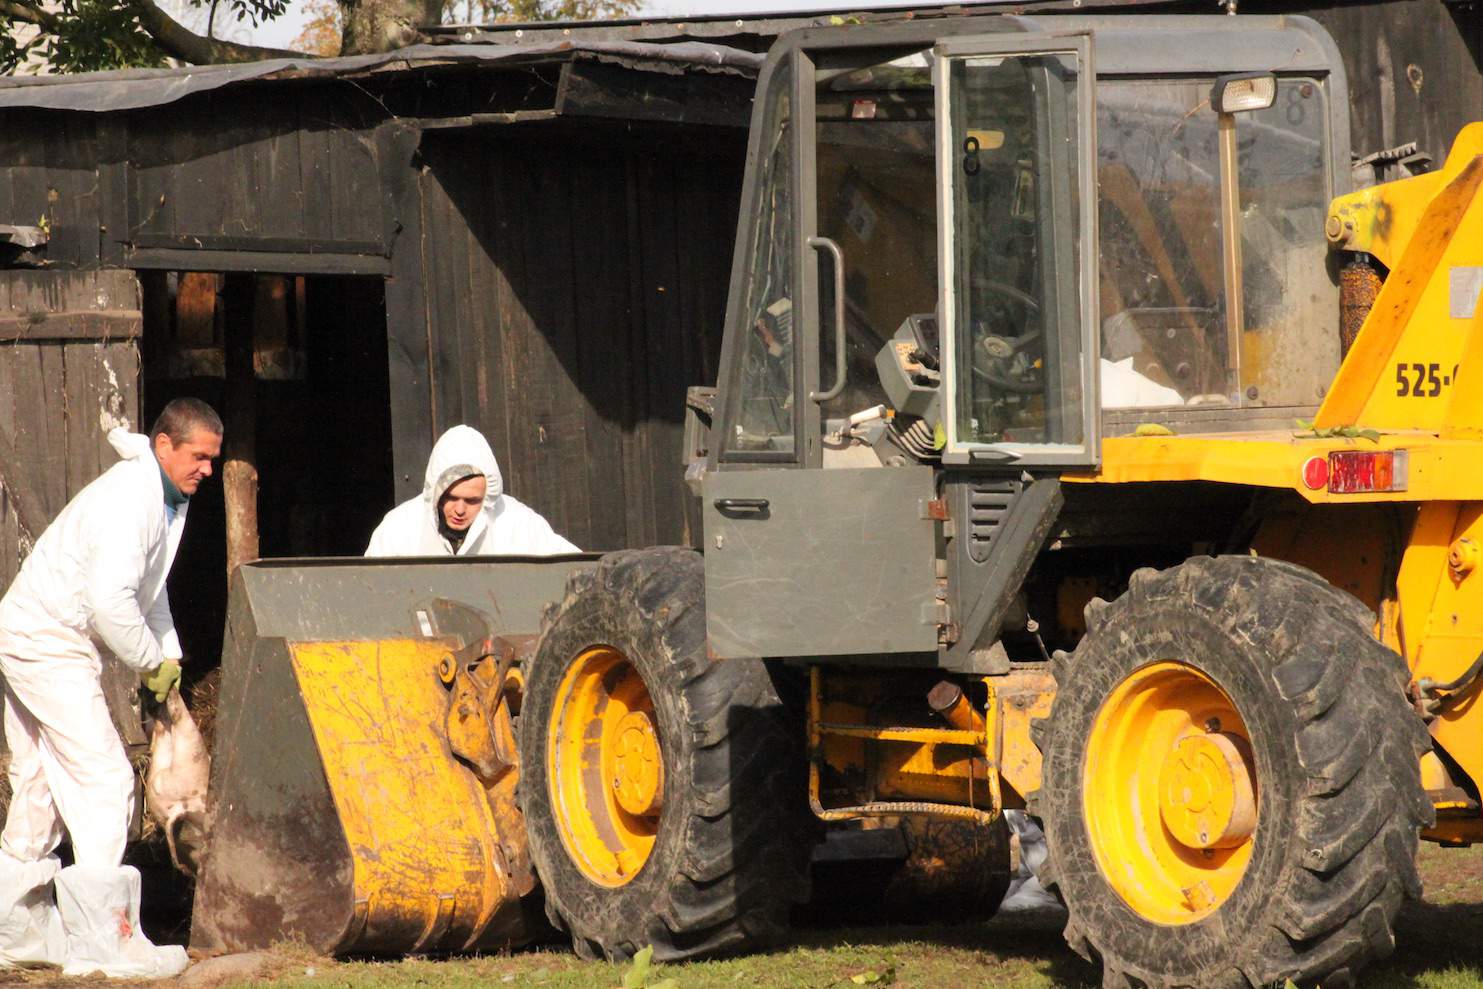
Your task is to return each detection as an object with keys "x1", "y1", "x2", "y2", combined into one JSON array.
[{"x1": 189, "y1": 555, "x2": 593, "y2": 957}]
